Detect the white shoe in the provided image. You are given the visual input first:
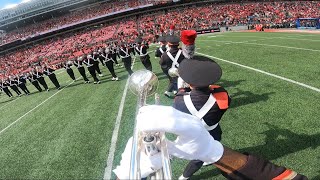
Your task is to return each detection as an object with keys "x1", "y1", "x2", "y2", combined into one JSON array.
[
  {"x1": 112, "y1": 77, "x2": 118, "y2": 81},
  {"x1": 98, "y1": 74, "x2": 103, "y2": 77},
  {"x1": 178, "y1": 175, "x2": 189, "y2": 180},
  {"x1": 97, "y1": 81, "x2": 101, "y2": 84},
  {"x1": 164, "y1": 91, "x2": 171, "y2": 97},
  {"x1": 94, "y1": 81, "x2": 97, "y2": 84}
]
